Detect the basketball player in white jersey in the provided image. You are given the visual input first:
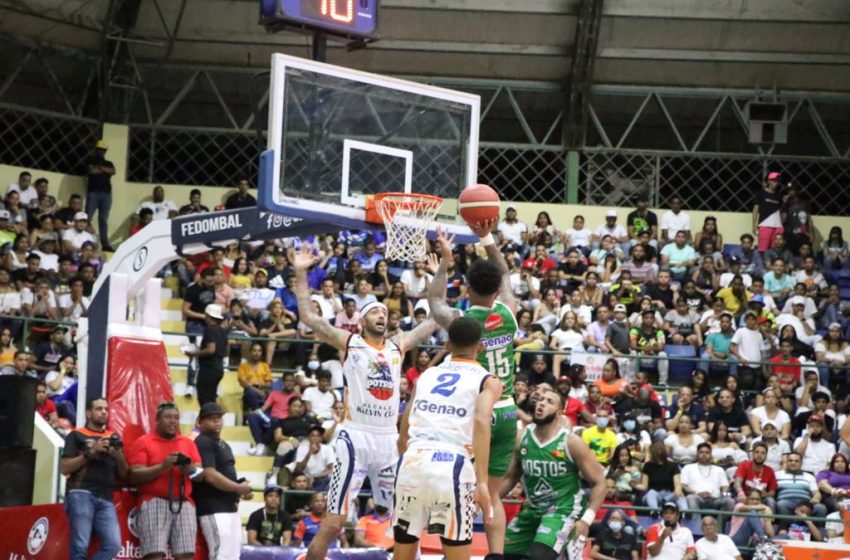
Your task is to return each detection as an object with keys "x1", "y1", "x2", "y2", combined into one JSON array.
[
  {"x1": 291, "y1": 246, "x2": 440, "y2": 560},
  {"x1": 394, "y1": 316, "x2": 502, "y2": 560}
]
